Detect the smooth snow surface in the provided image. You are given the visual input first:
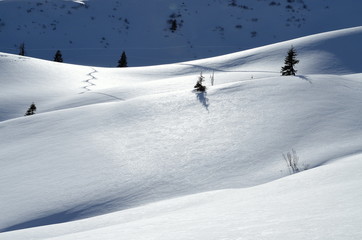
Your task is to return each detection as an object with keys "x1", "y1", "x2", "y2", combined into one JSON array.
[
  {"x1": 2, "y1": 156, "x2": 362, "y2": 240},
  {"x1": 1, "y1": 27, "x2": 362, "y2": 239}
]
